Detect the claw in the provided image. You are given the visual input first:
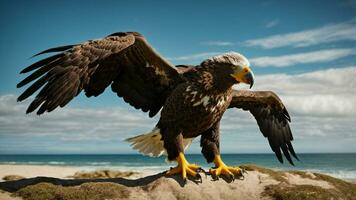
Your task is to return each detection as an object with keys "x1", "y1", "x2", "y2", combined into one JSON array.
[
  {"x1": 242, "y1": 168, "x2": 247, "y2": 174},
  {"x1": 166, "y1": 152, "x2": 202, "y2": 182},
  {"x1": 230, "y1": 174, "x2": 235, "y2": 182},
  {"x1": 196, "y1": 173, "x2": 202, "y2": 183},
  {"x1": 198, "y1": 167, "x2": 208, "y2": 178},
  {"x1": 183, "y1": 178, "x2": 187, "y2": 184},
  {"x1": 209, "y1": 155, "x2": 243, "y2": 180},
  {"x1": 197, "y1": 167, "x2": 203, "y2": 173}
]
